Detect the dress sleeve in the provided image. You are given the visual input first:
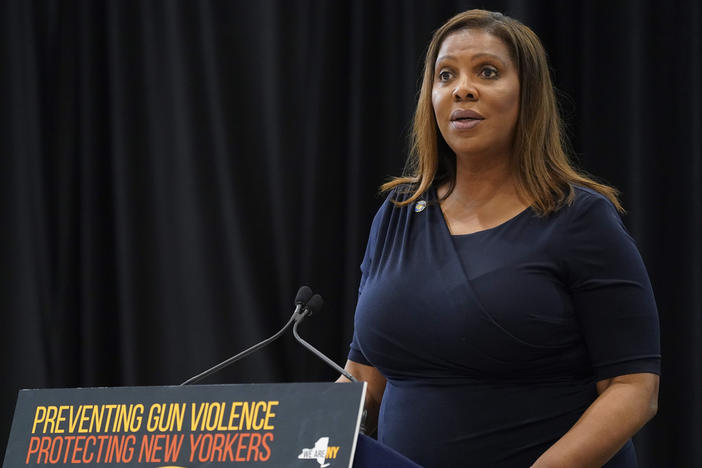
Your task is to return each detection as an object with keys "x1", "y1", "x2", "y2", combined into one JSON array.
[
  {"x1": 348, "y1": 197, "x2": 386, "y2": 366},
  {"x1": 564, "y1": 193, "x2": 661, "y2": 381},
  {"x1": 348, "y1": 250, "x2": 372, "y2": 365}
]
